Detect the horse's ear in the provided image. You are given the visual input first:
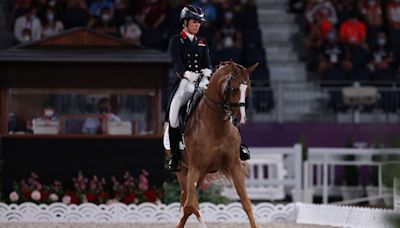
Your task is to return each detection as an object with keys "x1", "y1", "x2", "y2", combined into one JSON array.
[{"x1": 247, "y1": 62, "x2": 259, "y2": 74}]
